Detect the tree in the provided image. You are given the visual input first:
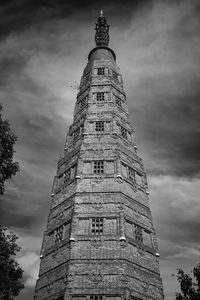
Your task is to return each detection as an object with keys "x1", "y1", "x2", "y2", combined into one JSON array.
[
  {"x1": 176, "y1": 263, "x2": 200, "y2": 300},
  {"x1": 0, "y1": 105, "x2": 19, "y2": 195},
  {"x1": 0, "y1": 225, "x2": 24, "y2": 299},
  {"x1": 0, "y1": 106, "x2": 23, "y2": 298}
]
